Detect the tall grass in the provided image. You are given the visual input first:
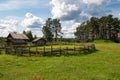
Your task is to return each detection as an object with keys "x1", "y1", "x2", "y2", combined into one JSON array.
[{"x1": 0, "y1": 42, "x2": 120, "y2": 80}]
